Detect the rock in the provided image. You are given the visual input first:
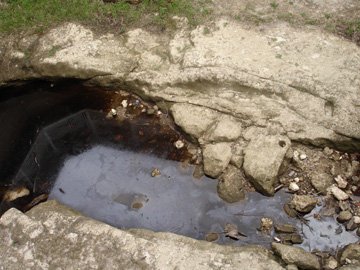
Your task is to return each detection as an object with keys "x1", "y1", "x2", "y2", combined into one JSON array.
[
  {"x1": 289, "y1": 182, "x2": 299, "y2": 192},
  {"x1": 217, "y1": 165, "x2": 245, "y2": 203},
  {"x1": 3, "y1": 186, "x2": 30, "y2": 203},
  {"x1": 338, "y1": 266, "x2": 360, "y2": 270},
  {"x1": 260, "y1": 218, "x2": 274, "y2": 235},
  {"x1": 324, "y1": 256, "x2": 338, "y2": 269},
  {"x1": 339, "y1": 244, "x2": 360, "y2": 265},
  {"x1": 0, "y1": 201, "x2": 286, "y2": 270},
  {"x1": 205, "y1": 232, "x2": 219, "y2": 242},
  {"x1": 271, "y1": 243, "x2": 320, "y2": 270},
  {"x1": 346, "y1": 217, "x2": 358, "y2": 231},
  {"x1": 202, "y1": 143, "x2": 232, "y2": 178},
  {"x1": 299, "y1": 154, "x2": 307, "y2": 160},
  {"x1": 354, "y1": 216, "x2": 360, "y2": 224},
  {"x1": 329, "y1": 186, "x2": 350, "y2": 201},
  {"x1": 243, "y1": 134, "x2": 291, "y2": 196},
  {"x1": 323, "y1": 147, "x2": 334, "y2": 156},
  {"x1": 170, "y1": 103, "x2": 219, "y2": 141},
  {"x1": 310, "y1": 172, "x2": 334, "y2": 195},
  {"x1": 230, "y1": 144, "x2": 244, "y2": 168},
  {"x1": 290, "y1": 195, "x2": 317, "y2": 213},
  {"x1": 277, "y1": 234, "x2": 303, "y2": 244},
  {"x1": 337, "y1": 211, "x2": 353, "y2": 223},
  {"x1": 200, "y1": 115, "x2": 242, "y2": 143},
  {"x1": 357, "y1": 228, "x2": 360, "y2": 237},
  {"x1": 283, "y1": 204, "x2": 298, "y2": 218},
  {"x1": 151, "y1": 168, "x2": 161, "y2": 177},
  {"x1": 335, "y1": 175, "x2": 348, "y2": 189},
  {"x1": 286, "y1": 265, "x2": 298, "y2": 270},
  {"x1": 274, "y1": 224, "x2": 297, "y2": 234}
]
